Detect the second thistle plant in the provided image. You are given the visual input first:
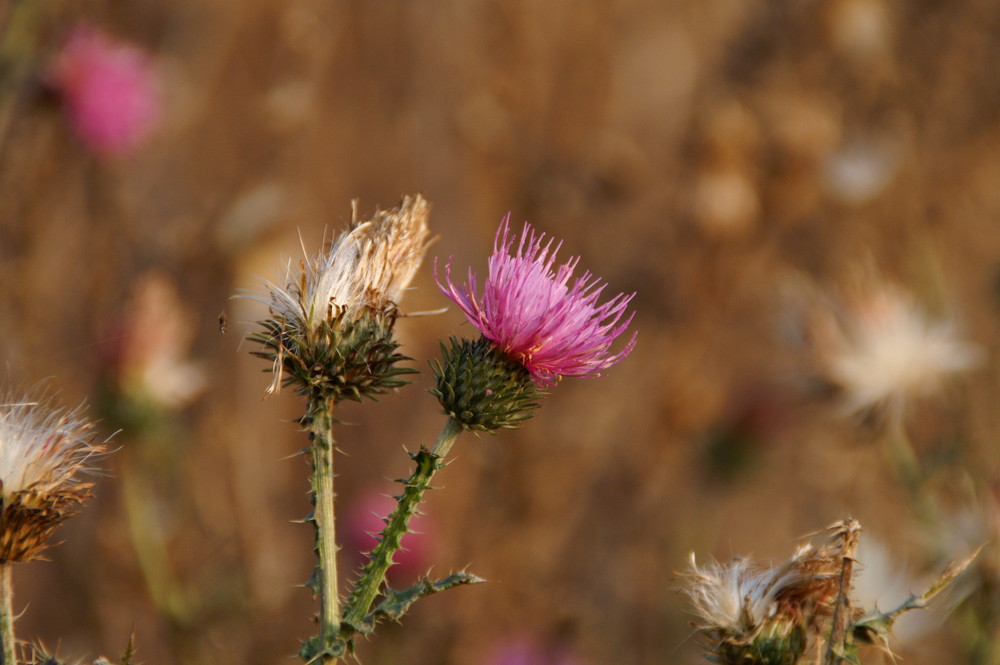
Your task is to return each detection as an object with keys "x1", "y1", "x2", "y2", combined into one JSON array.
[{"x1": 248, "y1": 195, "x2": 431, "y2": 664}]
